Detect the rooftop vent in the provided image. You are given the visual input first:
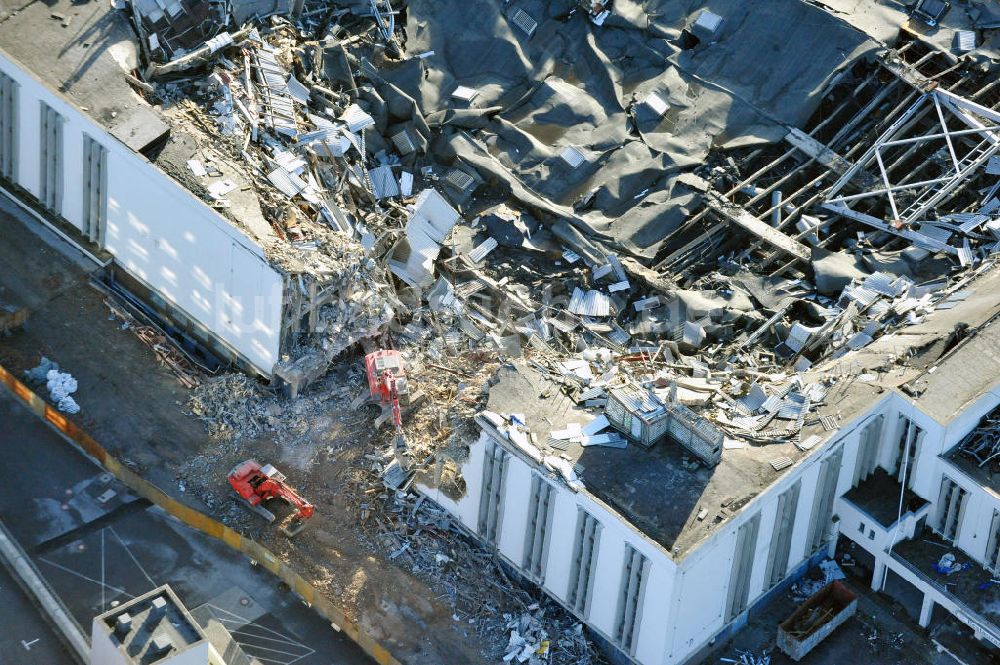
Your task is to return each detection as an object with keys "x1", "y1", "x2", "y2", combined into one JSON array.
[
  {"x1": 150, "y1": 633, "x2": 173, "y2": 658},
  {"x1": 115, "y1": 613, "x2": 132, "y2": 636},
  {"x1": 150, "y1": 596, "x2": 168, "y2": 618}
]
